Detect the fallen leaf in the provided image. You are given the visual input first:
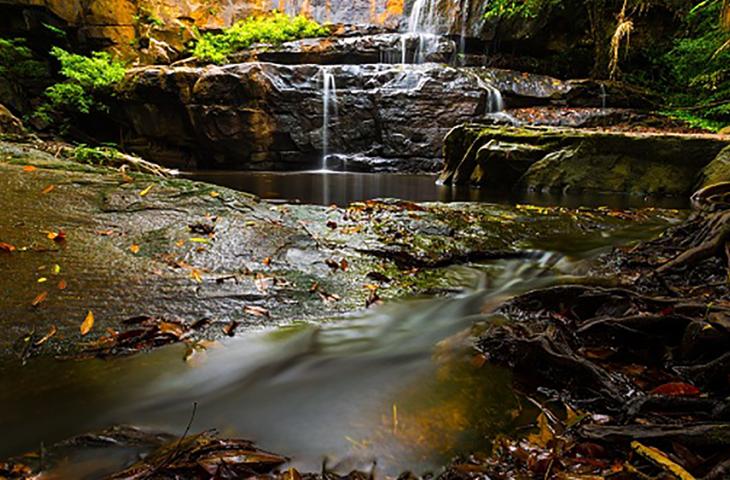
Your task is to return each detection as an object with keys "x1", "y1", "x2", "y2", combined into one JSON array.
[
  {"x1": 37, "y1": 277, "x2": 47, "y2": 283},
  {"x1": 96, "y1": 229, "x2": 115, "y2": 236},
  {"x1": 527, "y1": 413, "x2": 553, "y2": 448},
  {"x1": 159, "y1": 322, "x2": 185, "y2": 338},
  {"x1": 223, "y1": 320, "x2": 239, "y2": 337},
  {"x1": 80, "y1": 310, "x2": 94, "y2": 335},
  {"x1": 129, "y1": 244, "x2": 140, "y2": 254},
  {"x1": 0, "y1": 242, "x2": 16, "y2": 252},
  {"x1": 58, "y1": 279, "x2": 67, "y2": 290},
  {"x1": 189, "y1": 237, "x2": 209, "y2": 244},
  {"x1": 650, "y1": 382, "x2": 701, "y2": 397},
  {"x1": 326, "y1": 220, "x2": 338, "y2": 229},
  {"x1": 34, "y1": 325, "x2": 57, "y2": 346},
  {"x1": 51, "y1": 264, "x2": 61, "y2": 275},
  {"x1": 244, "y1": 305, "x2": 270, "y2": 317},
  {"x1": 190, "y1": 269, "x2": 203, "y2": 283},
  {"x1": 631, "y1": 441, "x2": 696, "y2": 480},
  {"x1": 209, "y1": 191, "x2": 219, "y2": 198},
  {"x1": 41, "y1": 185, "x2": 55, "y2": 194},
  {"x1": 175, "y1": 239, "x2": 186, "y2": 247},
  {"x1": 262, "y1": 257, "x2": 271, "y2": 266},
  {"x1": 340, "y1": 258, "x2": 348, "y2": 271},
  {"x1": 139, "y1": 184, "x2": 154, "y2": 196},
  {"x1": 22, "y1": 165, "x2": 37, "y2": 172},
  {"x1": 31, "y1": 291, "x2": 48, "y2": 307},
  {"x1": 47, "y1": 230, "x2": 66, "y2": 242}
]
